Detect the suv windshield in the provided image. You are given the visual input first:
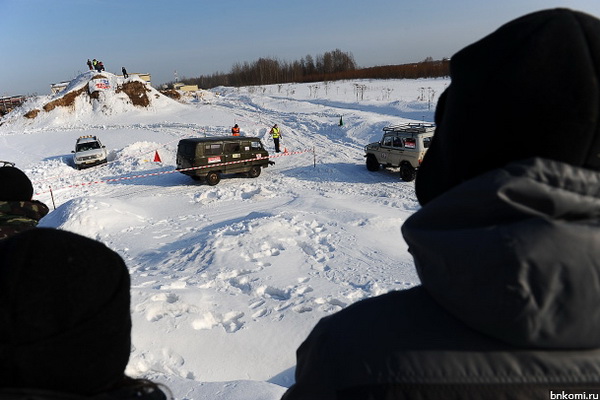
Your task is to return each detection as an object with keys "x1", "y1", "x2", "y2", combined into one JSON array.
[{"x1": 76, "y1": 142, "x2": 100, "y2": 152}]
